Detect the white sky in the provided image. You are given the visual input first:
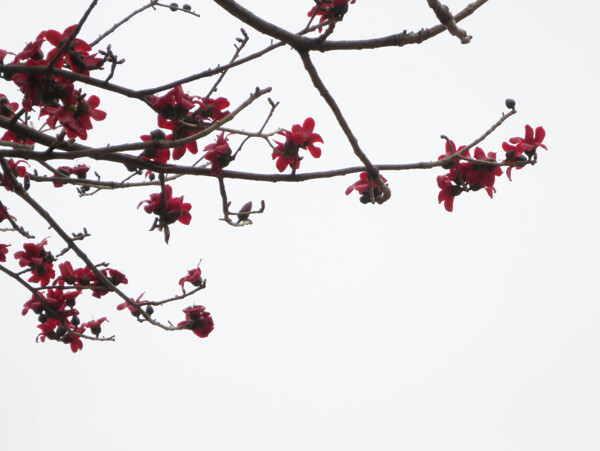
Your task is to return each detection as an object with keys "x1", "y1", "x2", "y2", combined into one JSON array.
[{"x1": 1, "y1": 1, "x2": 599, "y2": 450}]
